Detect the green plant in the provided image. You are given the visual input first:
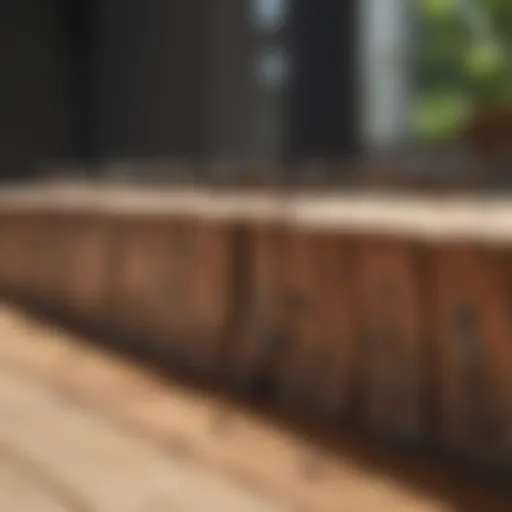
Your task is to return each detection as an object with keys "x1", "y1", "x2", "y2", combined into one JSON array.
[{"x1": 415, "y1": 0, "x2": 512, "y2": 140}]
